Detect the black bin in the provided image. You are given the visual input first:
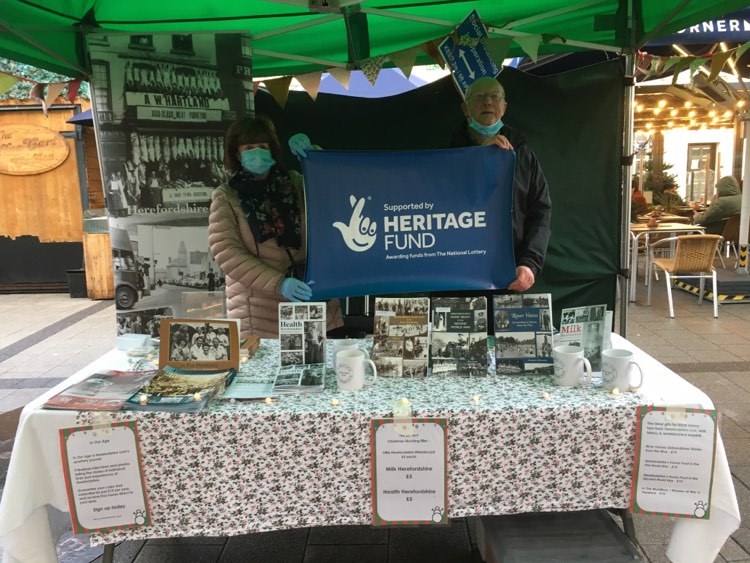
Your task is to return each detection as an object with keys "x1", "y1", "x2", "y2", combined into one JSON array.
[{"x1": 66, "y1": 269, "x2": 87, "y2": 298}]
